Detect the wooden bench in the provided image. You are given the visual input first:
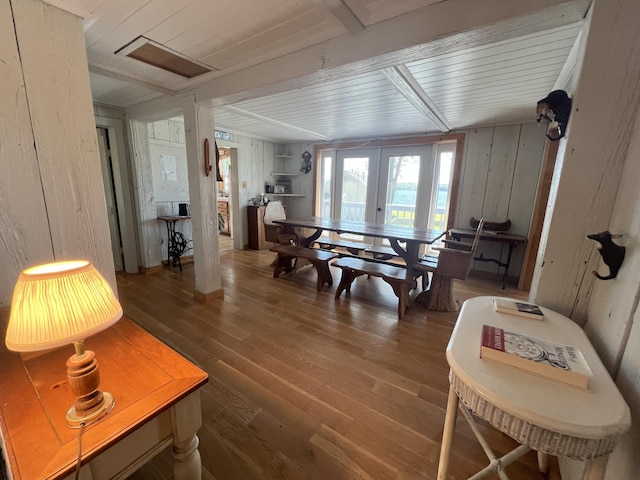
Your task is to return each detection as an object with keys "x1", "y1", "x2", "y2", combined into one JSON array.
[
  {"x1": 364, "y1": 245, "x2": 399, "y2": 261},
  {"x1": 366, "y1": 245, "x2": 439, "y2": 269},
  {"x1": 269, "y1": 244, "x2": 339, "y2": 291},
  {"x1": 313, "y1": 236, "x2": 372, "y2": 256},
  {"x1": 332, "y1": 257, "x2": 420, "y2": 319}
]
